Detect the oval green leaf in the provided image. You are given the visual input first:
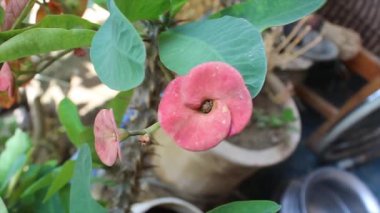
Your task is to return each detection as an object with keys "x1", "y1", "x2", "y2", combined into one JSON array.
[
  {"x1": 90, "y1": 0, "x2": 146, "y2": 91},
  {"x1": 0, "y1": 15, "x2": 99, "y2": 43},
  {"x1": 0, "y1": 28, "x2": 95, "y2": 63},
  {"x1": 213, "y1": 0, "x2": 326, "y2": 31},
  {"x1": 208, "y1": 200, "x2": 281, "y2": 213},
  {"x1": 159, "y1": 16, "x2": 266, "y2": 97},
  {"x1": 106, "y1": 90, "x2": 134, "y2": 126},
  {"x1": 70, "y1": 144, "x2": 106, "y2": 213},
  {"x1": 58, "y1": 98, "x2": 86, "y2": 147},
  {"x1": 44, "y1": 160, "x2": 75, "y2": 202},
  {"x1": 115, "y1": 0, "x2": 170, "y2": 22}
]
